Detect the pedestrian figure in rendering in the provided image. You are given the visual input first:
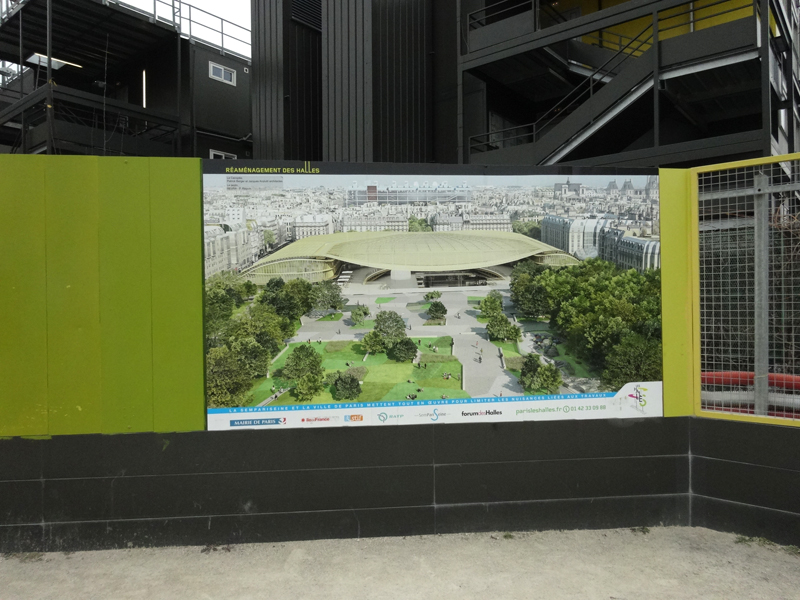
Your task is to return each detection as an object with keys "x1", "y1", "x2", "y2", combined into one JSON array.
[
  {"x1": 479, "y1": 356, "x2": 482, "y2": 364},
  {"x1": 424, "y1": 363, "x2": 427, "y2": 369}
]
